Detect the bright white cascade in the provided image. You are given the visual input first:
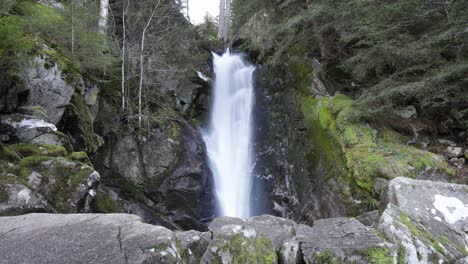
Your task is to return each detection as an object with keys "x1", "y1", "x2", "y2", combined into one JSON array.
[{"x1": 202, "y1": 50, "x2": 256, "y2": 218}]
